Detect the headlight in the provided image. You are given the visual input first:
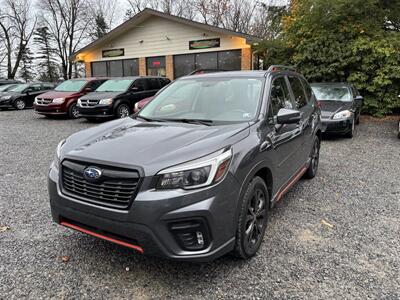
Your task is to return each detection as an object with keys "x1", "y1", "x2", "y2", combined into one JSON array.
[
  {"x1": 77, "y1": 98, "x2": 82, "y2": 106},
  {"x1": 99, "y1": 98, "x2": 113, "y2": 105},
  {"x1": 53, "y1": 139, "x2": 66, "y2": 169},
  {"x1": 134, "y1": 102, "x2": 139, "y2": 111},
  {"x1": 157, "y1": 148, "x2": 232, "y2": 190},
  {"x1": 34, "y1": 97, "x2": 38, "y2": 104},
  {"x1": 333, "y1": 110, "x2": 352, "y2": 120},
  {"x1": 1, "y1": 95, "x2": 11, "y2": 100},
  {"x1": 53, "y1": 98, "x2": 65, "y2": 104}
]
